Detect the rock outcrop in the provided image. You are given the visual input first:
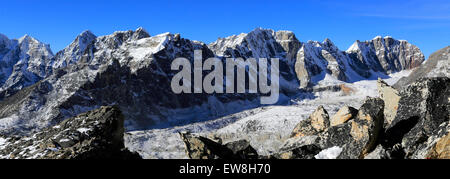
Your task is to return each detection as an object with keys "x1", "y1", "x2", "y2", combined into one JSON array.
[
  {"x1": 0, "y1": 34, "x2": 54, "y2": 99},
  {"x1": 377, "y1": 78, "x2": 400, "y2": 126},
  {"x1": 347, "y1": 36, "x2": 424, "y2": 74},
  {"x1": 277, "y1": 77, "x2": 449, "y2": 159},
  {"x1": 179, "y1": 131, "x2": 258, "y2": 159},
  {"x1": 272, "y1": 97, "x2": 384, "y2": 159},
  {"x1": 382, "y1": 77, "x2": 449, "y2": 159},
  {"x1": 0, "y1": 106, "x2": 141, "y2": 159}
]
